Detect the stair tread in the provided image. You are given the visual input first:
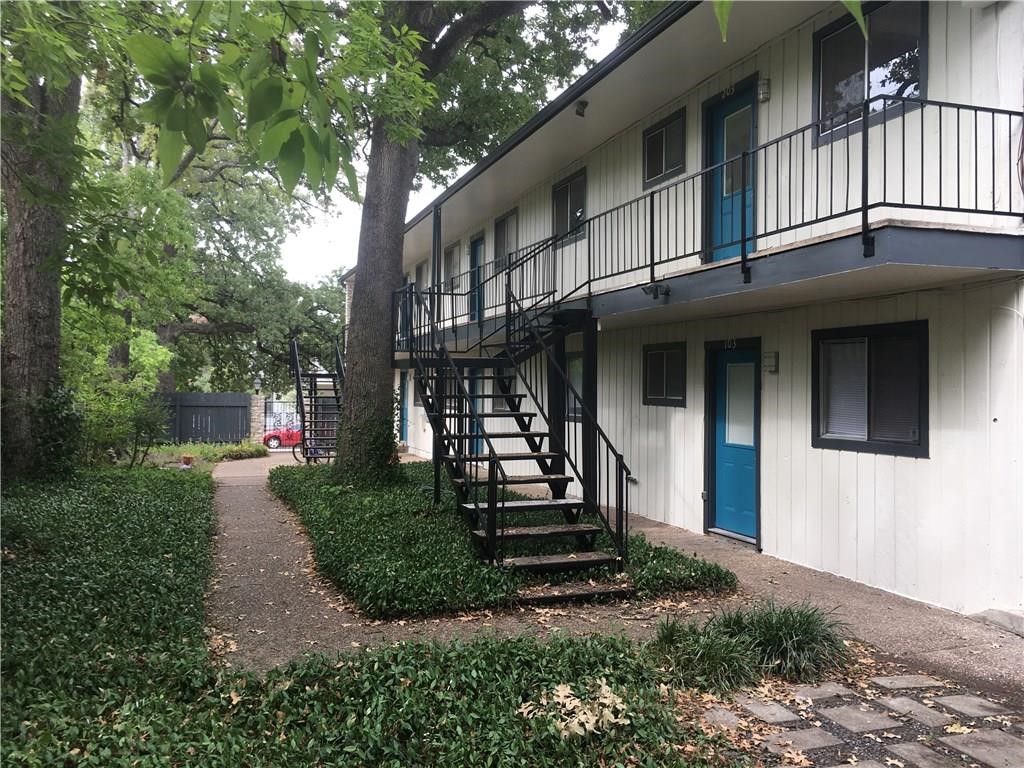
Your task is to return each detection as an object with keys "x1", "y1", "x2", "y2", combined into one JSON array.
[
  {"x1": 467, "y1": 411, "x2": 536, "y2": 418},
  {"x1": 503, "y1": 551, "x2": 618, "y2": 570},
  {"x1": 490, "y1": 451, "x2": 558, "y2": 460},
  {"x1": 459, "y1": 498, "x2": 582, "y2": 512},
  {"x1": 449, "y1": 431, "x2": 547, "y2": 439},
  {"x1": 452, "y1": 473, "x2": 572, "y2": 486},
  {"x1": 517, "y1": 580, "x2": 635, "y2": 606},
  {"x1": 472, "y1": 523, "x2": 601, "y2": 540}
]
